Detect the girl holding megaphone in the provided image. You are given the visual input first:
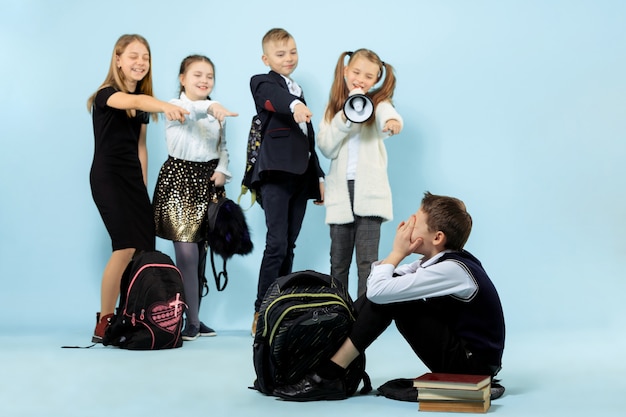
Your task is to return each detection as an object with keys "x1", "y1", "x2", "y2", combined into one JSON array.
[{"x1": 318, "y1": 49, "x2": 403, "y2": 298}]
